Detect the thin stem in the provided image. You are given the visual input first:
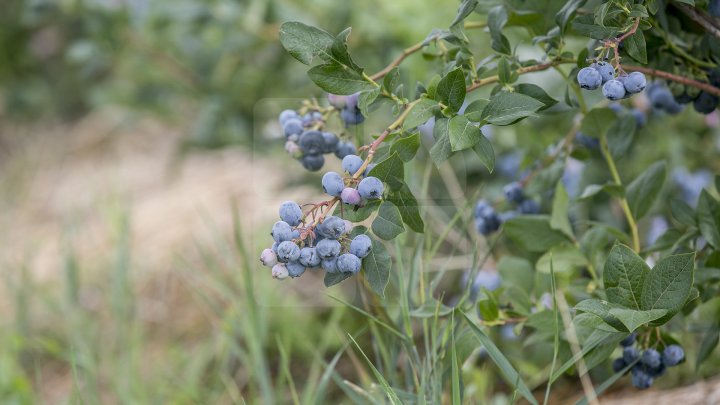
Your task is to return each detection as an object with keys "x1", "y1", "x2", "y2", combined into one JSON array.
[
  {"x1": 465, "y1": 58, "x2": 576, "y2": 92},
  {"x1": 621, "y1": 64, "x2": 720, "y2": 96},
  {"x1": 673, "y1": 1, "x2": 720, "y2": 39},
  {"x1": 600, "y1": 135, "x2": 641, "y2": 252}
]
